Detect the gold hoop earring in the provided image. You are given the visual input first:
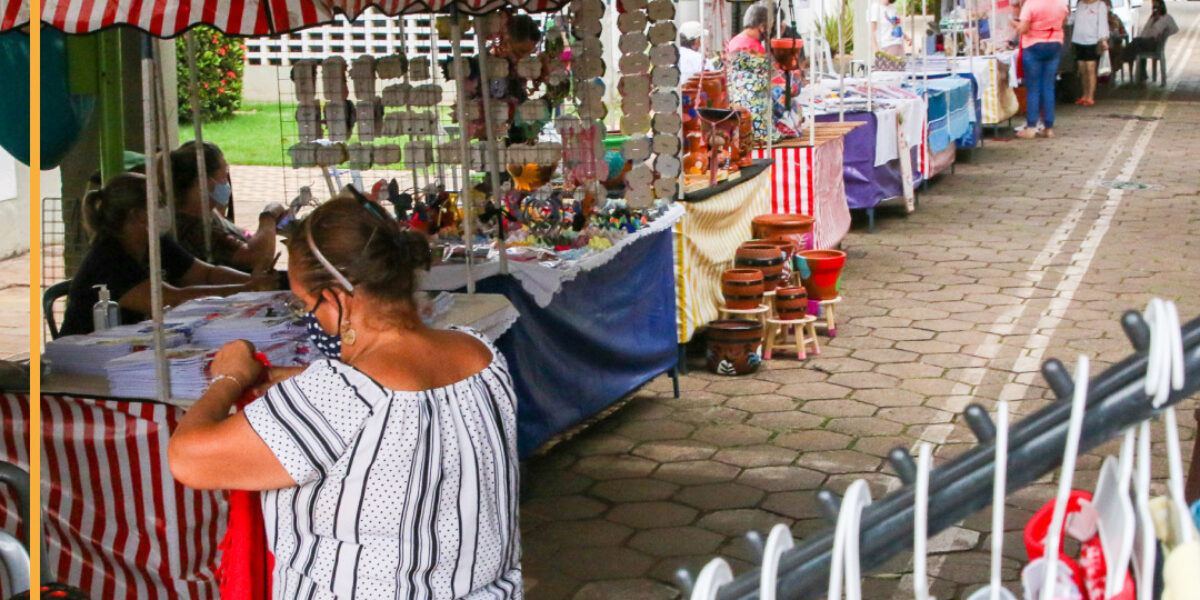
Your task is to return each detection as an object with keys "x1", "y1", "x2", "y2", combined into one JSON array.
[{"x1": 342, "y1": 323, "x2": 357, "y2": 346}]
